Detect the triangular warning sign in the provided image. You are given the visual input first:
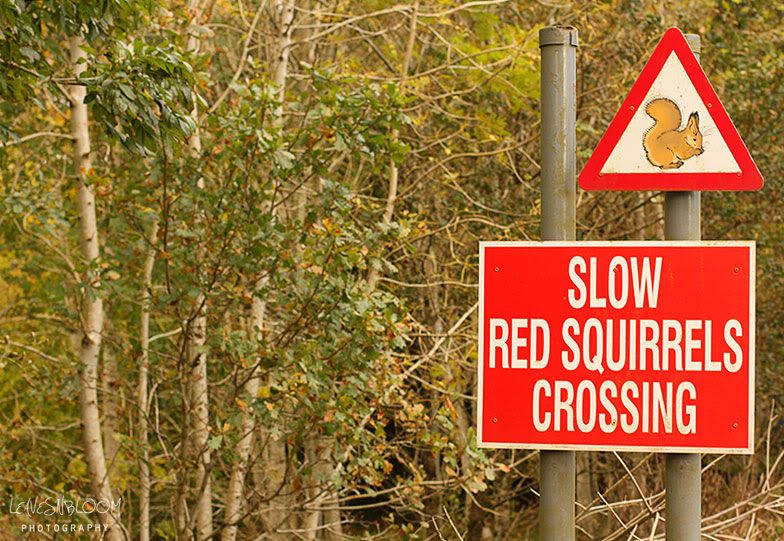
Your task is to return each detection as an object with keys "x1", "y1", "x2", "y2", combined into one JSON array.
[{"x1": 579, "y1": 27, "x2": 763, "y2": 191}]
